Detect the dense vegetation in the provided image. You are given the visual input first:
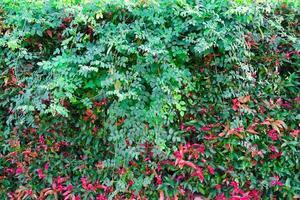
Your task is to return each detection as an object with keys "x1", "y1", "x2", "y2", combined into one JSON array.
[{"x1": 0, "y1": 0, "x2": 299, "y2": 199}]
